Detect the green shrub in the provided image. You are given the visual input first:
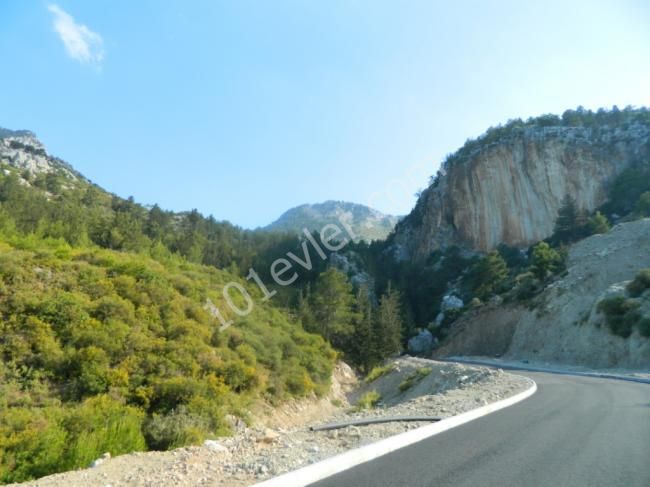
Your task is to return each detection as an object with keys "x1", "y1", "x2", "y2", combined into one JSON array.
[
  {"x1": 365, "y1": 363, "x2": 395, "y2": 383},
  {"x1": 597, "y1": 296, "x2": 641, "y2": 338},
  {"x1": 0, "y1": 407, "x2": 67, "y2": 484},
  {"x1": 143, "y1": 406, "x2": 211, "y2": 450},
  {"x1": 627, "y1": 269, "x2": 650, "y2": 297},
  {"x1": 62, "y1": 395, "x2": 146, "y2": 470},
  {"x1": 398, "y1": 367, "x2": 432, "y2": 392},
  {"x1": 514, "y1": 272, "x2": 542, "y2": 301},
  {"x1": 415, "y1": 367, "x2": 432, "y2": 378},
  {"x1": 355, "y1": 390, "x2": 381, "y2": 411},
  {"x1": 638, "y1": 318, "x2": 650, "y2": 337}
]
